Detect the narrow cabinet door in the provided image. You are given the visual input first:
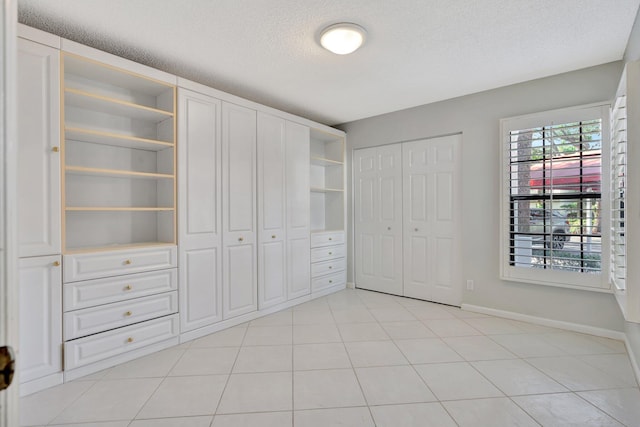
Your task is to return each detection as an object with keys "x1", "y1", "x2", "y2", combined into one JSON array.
[
  {"x1": 17, "y1": 38, "x2": 61, "y2": 257},
  {"x1": 222, "y1": 102, "x2": 257, "y2": 319},
  {"x1": 257, "y1": 113, "x2": 287, "y2": 309},
  {"x1": 286, "y1": 122, "x2": 311, "y2": 299},
  {"x1": 354, "y1": 145, "x2": 403, "y2": 295},
  {"x1": 177, "y1": 89, "x2": 223, "y2": 331},
  {"x1": 18, "y1": 255, "x2": 62, "y2": 384}
]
